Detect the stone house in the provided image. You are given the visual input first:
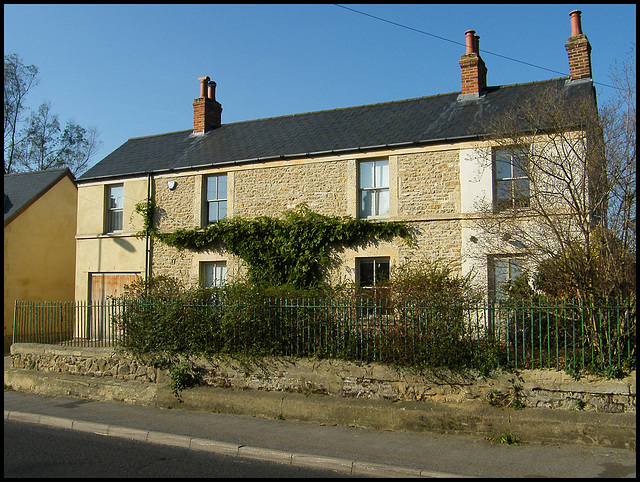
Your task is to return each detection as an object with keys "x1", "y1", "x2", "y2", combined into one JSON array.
[
  {"x1": 74, "y1": 10, "x2": 597, "y2": 302},
  {"x1": 4, "y1": 168, "x2": 77, "y2": 349}
]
